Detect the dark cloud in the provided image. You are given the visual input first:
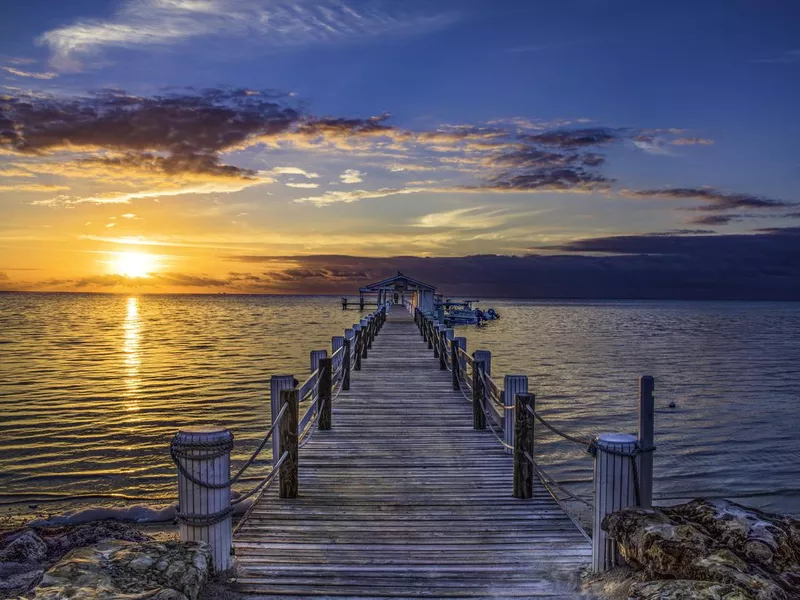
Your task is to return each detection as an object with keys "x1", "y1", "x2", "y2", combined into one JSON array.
[
  {"x1": 81, "y1": 152, "x2": 258, "y2": 179},
  {"x1": 689, "y1": 214, "x2": 743, "y2": 226},
  {"x1": 221, "y1": 228, "x2": 800, "y2": 300},
  {"x1": 484, "y1": 167, "x2": 610, "y2": 192},
  {"x1": 296, "y1": 114, "x2": 394, "y2": 137},
  {"x1": 647, "y1": 229, "x2": 716, "y2": 236},
  {"x1": 630, "y1": 187, "x2": 793, "y2": 212},
  {"x1": 1, "y1": 88, "x2": 300, "y2": 155},
  {"x1": 479, "y1": 145, "x2": 611, "y2": 192},
  {"x1": 520, "y1": 127, "x2": 620, "y2": 148}
]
